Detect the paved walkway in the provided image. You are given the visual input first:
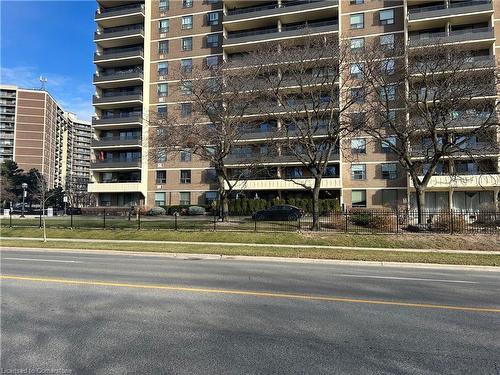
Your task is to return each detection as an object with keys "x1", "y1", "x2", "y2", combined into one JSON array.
[{"x1": 2, "y1": 236, "x2": 499, "y2": 255}]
